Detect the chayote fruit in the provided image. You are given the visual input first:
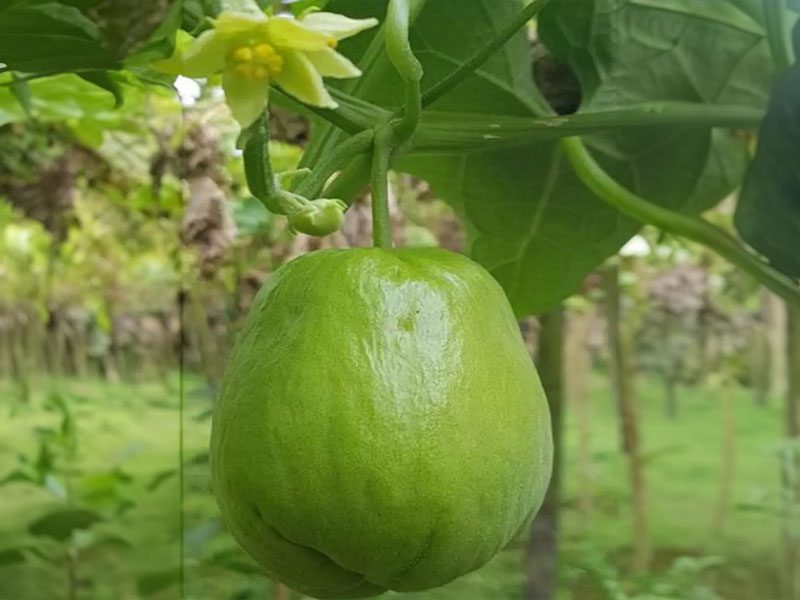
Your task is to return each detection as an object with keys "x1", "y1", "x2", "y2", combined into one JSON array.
[{"x1": 211, "y1": 247, "x2": 553, "y2": 598}]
